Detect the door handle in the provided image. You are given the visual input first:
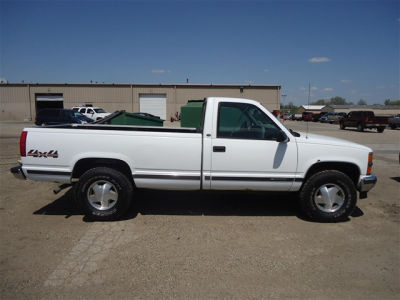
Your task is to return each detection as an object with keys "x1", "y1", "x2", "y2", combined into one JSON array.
[{"x1": 213, "y1": 146, "x2": 226, "y2": 152}]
